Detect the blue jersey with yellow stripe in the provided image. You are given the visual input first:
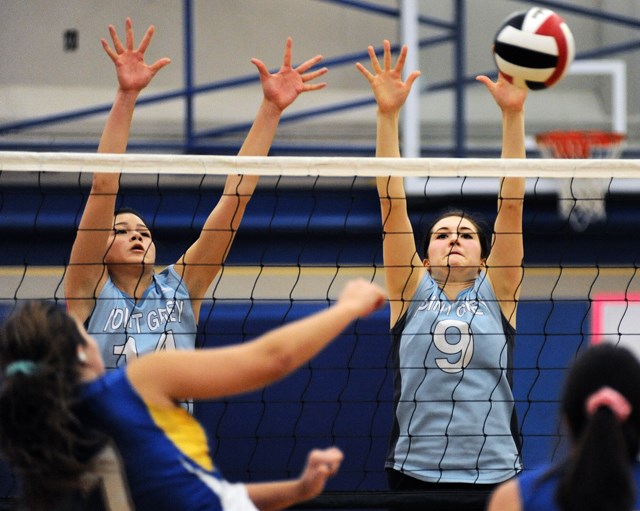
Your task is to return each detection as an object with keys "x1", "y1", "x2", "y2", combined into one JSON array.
[{"x1": 80, "y1": 369, "x2": 258, "y2": 511}]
